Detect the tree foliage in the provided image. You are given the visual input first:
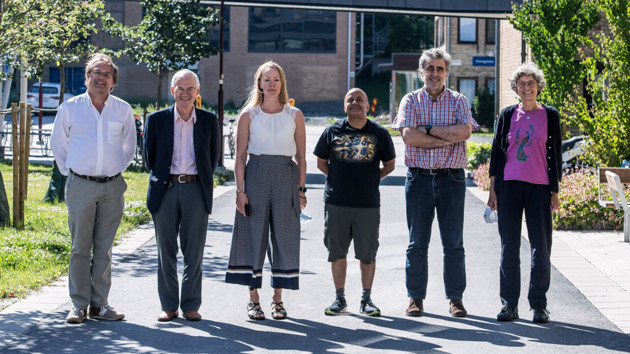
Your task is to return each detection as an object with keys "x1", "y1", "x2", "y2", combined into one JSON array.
[
  {"x1": 383, "y1": 14, "x2": 434, "y2": 57},
  {"x1": 472, "y1": 87, "x2": 495, "y2": 129},
  {"x1": 20, "y1": 0, "x2": 104, "y2": 103},
  {"x1": 567, "y1": 0, "x2": 630, "y2": 166},
  {"x1": 0, "y1": 0, "x2": 38, "y2": 78},
  {"x1": 104, "y1": 0, "x2": 219, "y2": 107},
  {"x1": 510, "y1": 0, "x2": 600, "y2": 118}
]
